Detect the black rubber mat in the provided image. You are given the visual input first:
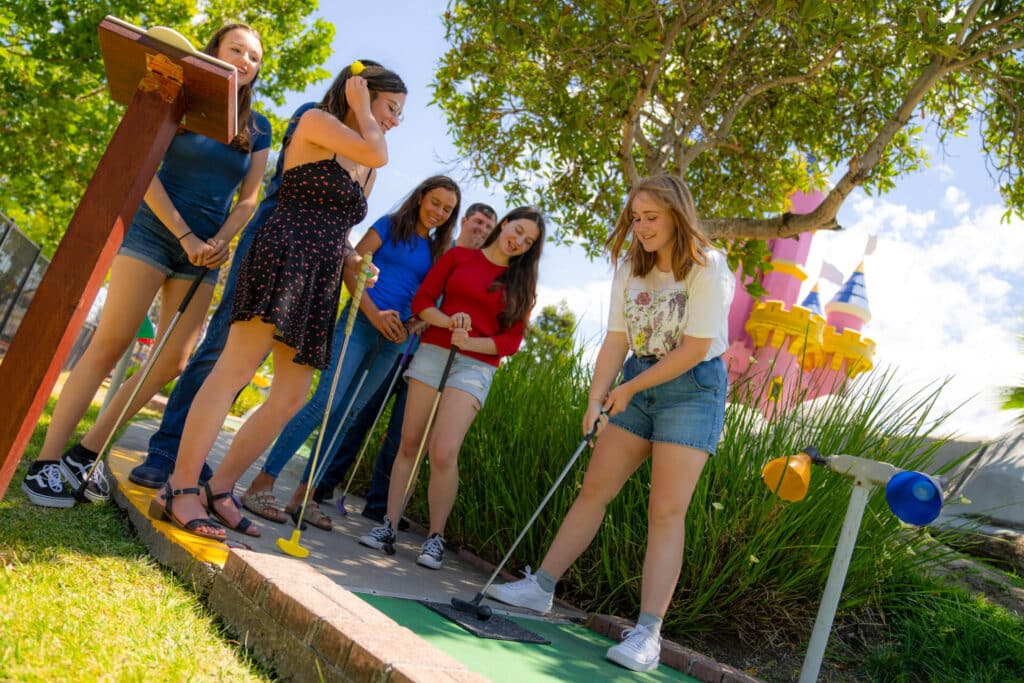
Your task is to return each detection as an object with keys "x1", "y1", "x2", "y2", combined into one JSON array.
[{"x1": 420, "y1": 601, "x2": 551, "y2": 644}]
